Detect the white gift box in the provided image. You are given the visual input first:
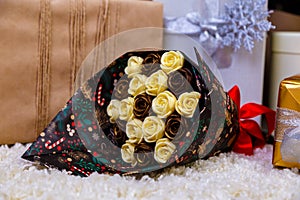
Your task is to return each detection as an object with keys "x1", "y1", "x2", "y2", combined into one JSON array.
[
  {"x1": 155, "y1": 0, "x2": 267, "y2": 106},
  {"x1": 267, "y1": 31, "x2": 300, "y2": 110}
]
